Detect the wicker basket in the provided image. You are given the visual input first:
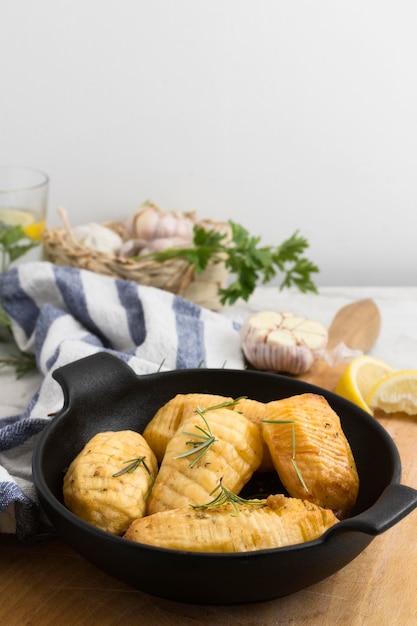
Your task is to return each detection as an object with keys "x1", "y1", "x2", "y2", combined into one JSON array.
[{"x1": 43, "y1": 207, "x2": 230, "y2": 310}]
